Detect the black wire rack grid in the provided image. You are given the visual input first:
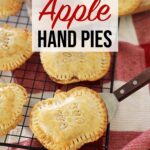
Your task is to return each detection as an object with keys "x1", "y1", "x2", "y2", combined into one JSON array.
[{"x1": 0, "y1": 3, "x2": 117, "y2": 150}]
